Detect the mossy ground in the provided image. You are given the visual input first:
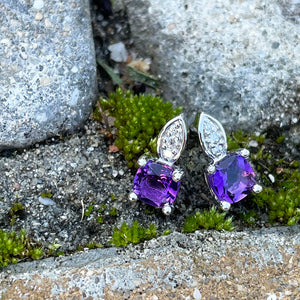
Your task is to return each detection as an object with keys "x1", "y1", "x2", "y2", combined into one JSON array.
[
  {"x1": 0, "y1": 229, "x2": 43, "y2": 268},
  {"x1": 94, "y1": 88, "x2": 182, "y2": 168}
]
